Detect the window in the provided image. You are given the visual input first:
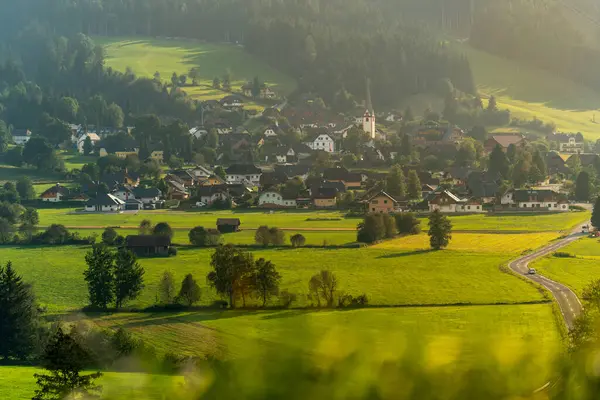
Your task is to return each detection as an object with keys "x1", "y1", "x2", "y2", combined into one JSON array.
[
  {"x1": 467, "y1": 206, "x2": 470, "y2": 210},
  {"x1": 372, "y1": 208, "x2": 375, "y2": 212},
  {"x1": 384, "y1": 200, "x2": 388, "y2": 204}
]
